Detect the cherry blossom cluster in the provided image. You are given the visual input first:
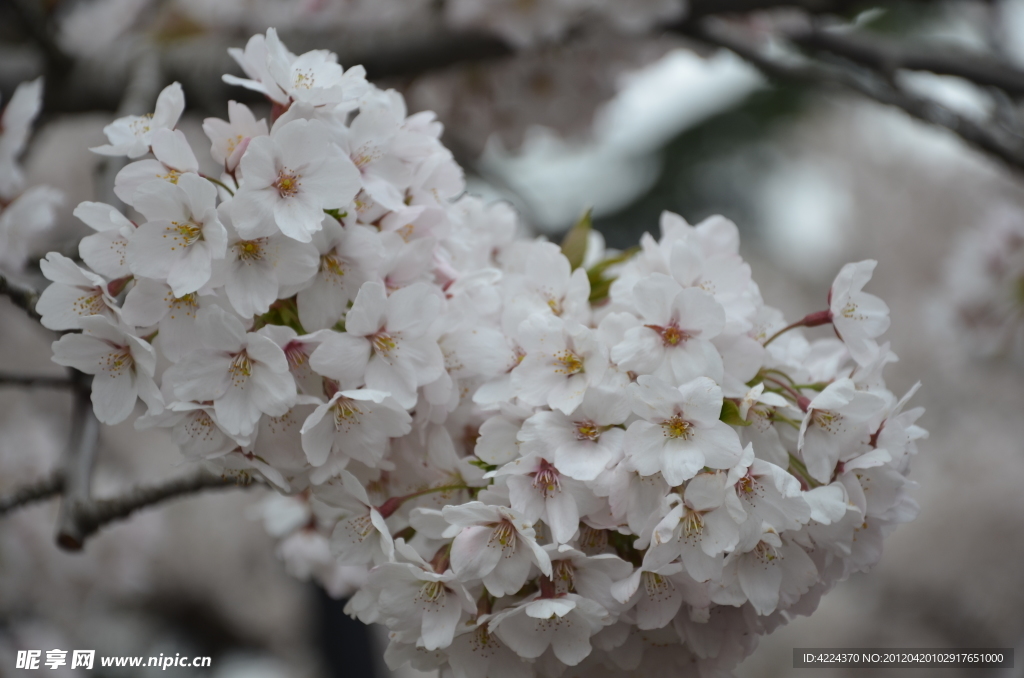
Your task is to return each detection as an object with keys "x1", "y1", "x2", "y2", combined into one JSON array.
[
  {"x1": 39, "y1": 29, "x2": 926, "y2": 677},
  {"x1": 942, "y1": 205, "x2": 1024, "y2": 361},
  {"x1": 0, "y1": 79, "x2": 63, "y2": 273}
]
